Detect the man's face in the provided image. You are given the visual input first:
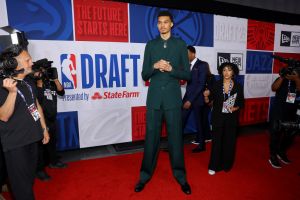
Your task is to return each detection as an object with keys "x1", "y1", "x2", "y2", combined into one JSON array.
[
  {"x1": 187, "y1": 50, "x2": 195, "y2": 62},
  {"x1": 157, "y1": 16, "x2": 173, "y2": 34},
  {"x1": 15, "y1": 50, "x2": 33, "y2": 76}
]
